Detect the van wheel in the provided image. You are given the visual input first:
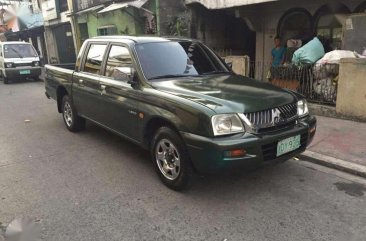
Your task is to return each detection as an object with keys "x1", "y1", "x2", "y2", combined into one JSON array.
[
  {"x1": 151, "y1": 127, "x2": 193, "y2": 191},
  {"x1": 61, "y1": 95, "x2": 85, "y2": 132}
]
